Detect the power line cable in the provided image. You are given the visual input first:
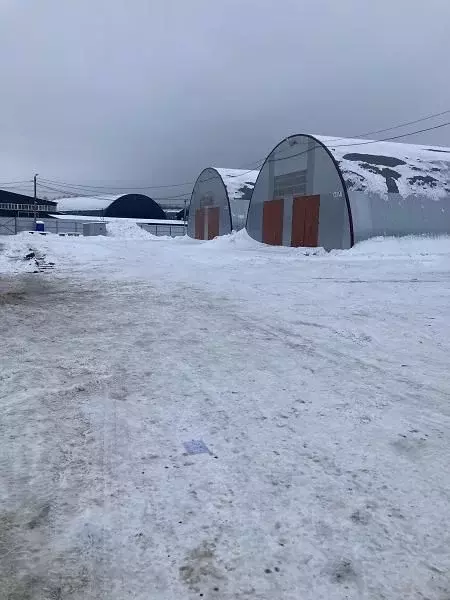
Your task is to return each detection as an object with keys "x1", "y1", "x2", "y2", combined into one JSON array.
[
  {"x1": 38, "y1": 182, "x2": 116, "y2": 204},
  {"x1": 355, "y1": 108, "x2": 450, "y2": 139},
  {"x1": 255, "y1": 114, "x2": 450, "y2": 166},
  {"x1": 0, "y1": 180, "x2": 32, "y2": 186},
  {"x1": 38, "y1": 183, "x2": 190, "y2": 215},
  {"x1": 39, "y1": 165, "x2": 262, "y2": 193},
  {"x1": 37, "y1": 107, "x2": 450, "y2": 192},
  {"x1": 219, "y1": 107, "x2": 450, "y2": 169},
  {"x1": 40, "y1": 117, "x2": 450, "y2": 212},
  {"x1": 329, "y1": 119, "x2": 450, "y2": 148},
  {"x1": 266, "y1": 119, "x2": 450, "y2": 165},
  {"x1": 39, "y1": 177, "x2": 194, "y2": 191},
  {"x1": 38, "y1": 181, "x2": 191, "y2": 203},
  {"x1": 0, "y1": 185, "x2": 34, "y2": 192}
]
